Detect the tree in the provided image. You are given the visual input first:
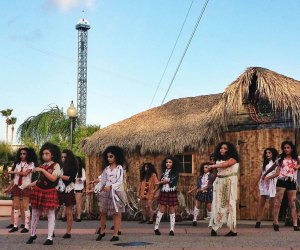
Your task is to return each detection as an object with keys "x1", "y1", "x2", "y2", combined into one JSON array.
[
  {"x1": 9, "y1": 117, "x2": 17, "y2": 145},
  {"x1": 0, "y1": 109, "x2": 13, "y2": 144}
]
